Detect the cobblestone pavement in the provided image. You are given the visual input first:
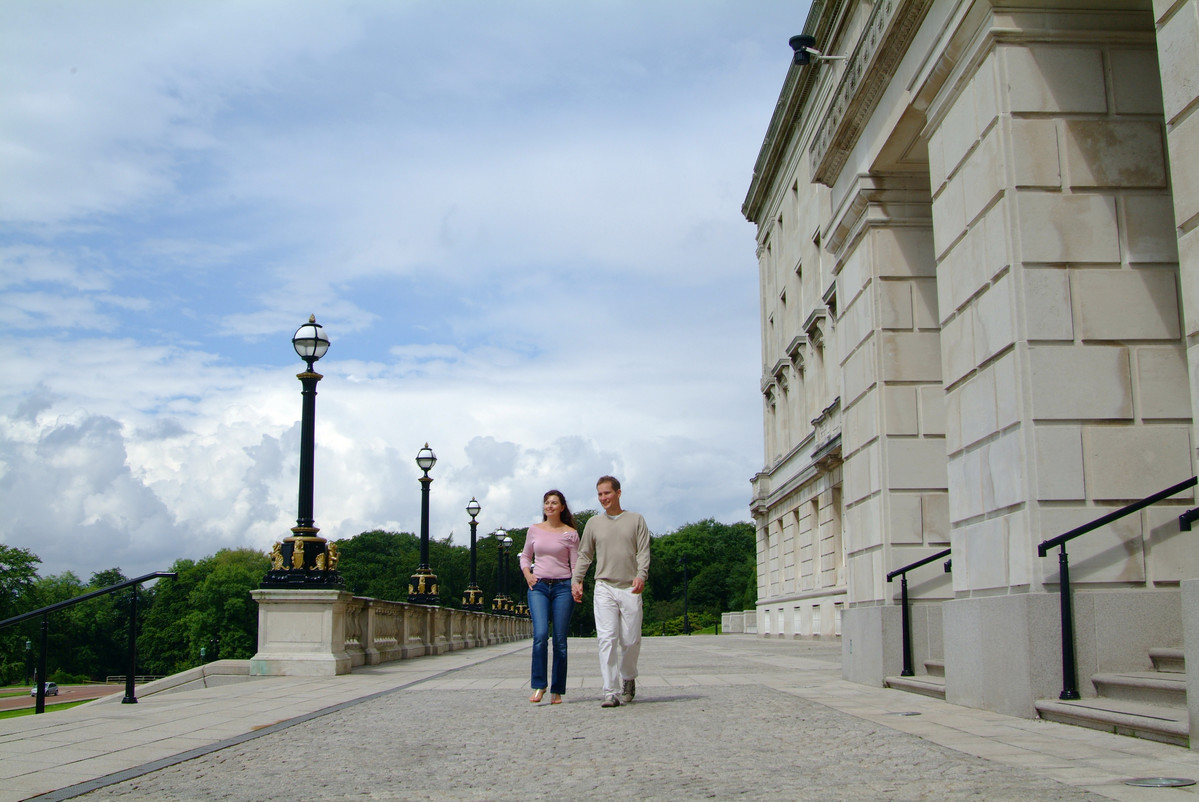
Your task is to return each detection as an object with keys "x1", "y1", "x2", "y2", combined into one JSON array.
[{"x1": 75, "y1": 638, "x2": 1107, "y2": 802}]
